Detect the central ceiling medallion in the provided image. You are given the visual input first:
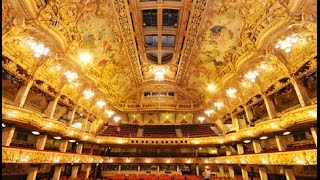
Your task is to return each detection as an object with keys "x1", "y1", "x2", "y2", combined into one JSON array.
[{"x1": 154, "y1": 68, "x2": 165, "y2": 81}]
